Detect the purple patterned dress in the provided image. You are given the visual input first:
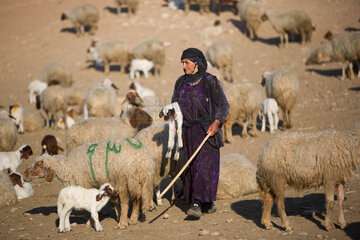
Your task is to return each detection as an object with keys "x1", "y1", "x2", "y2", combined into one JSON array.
[{"x1": 177, "y1": 78, "x2": 220, "y2": 205}]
